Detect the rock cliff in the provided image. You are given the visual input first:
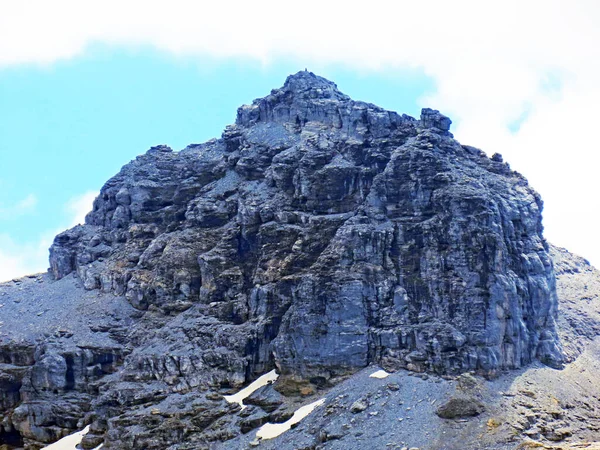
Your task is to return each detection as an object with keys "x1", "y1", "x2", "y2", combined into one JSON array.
[
  {"x1": 0, "y1": 71, "x2": 568, "y2": 449},
  {"x1": 223, "y1": 244, "x2": 600, "y2": 450}
]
